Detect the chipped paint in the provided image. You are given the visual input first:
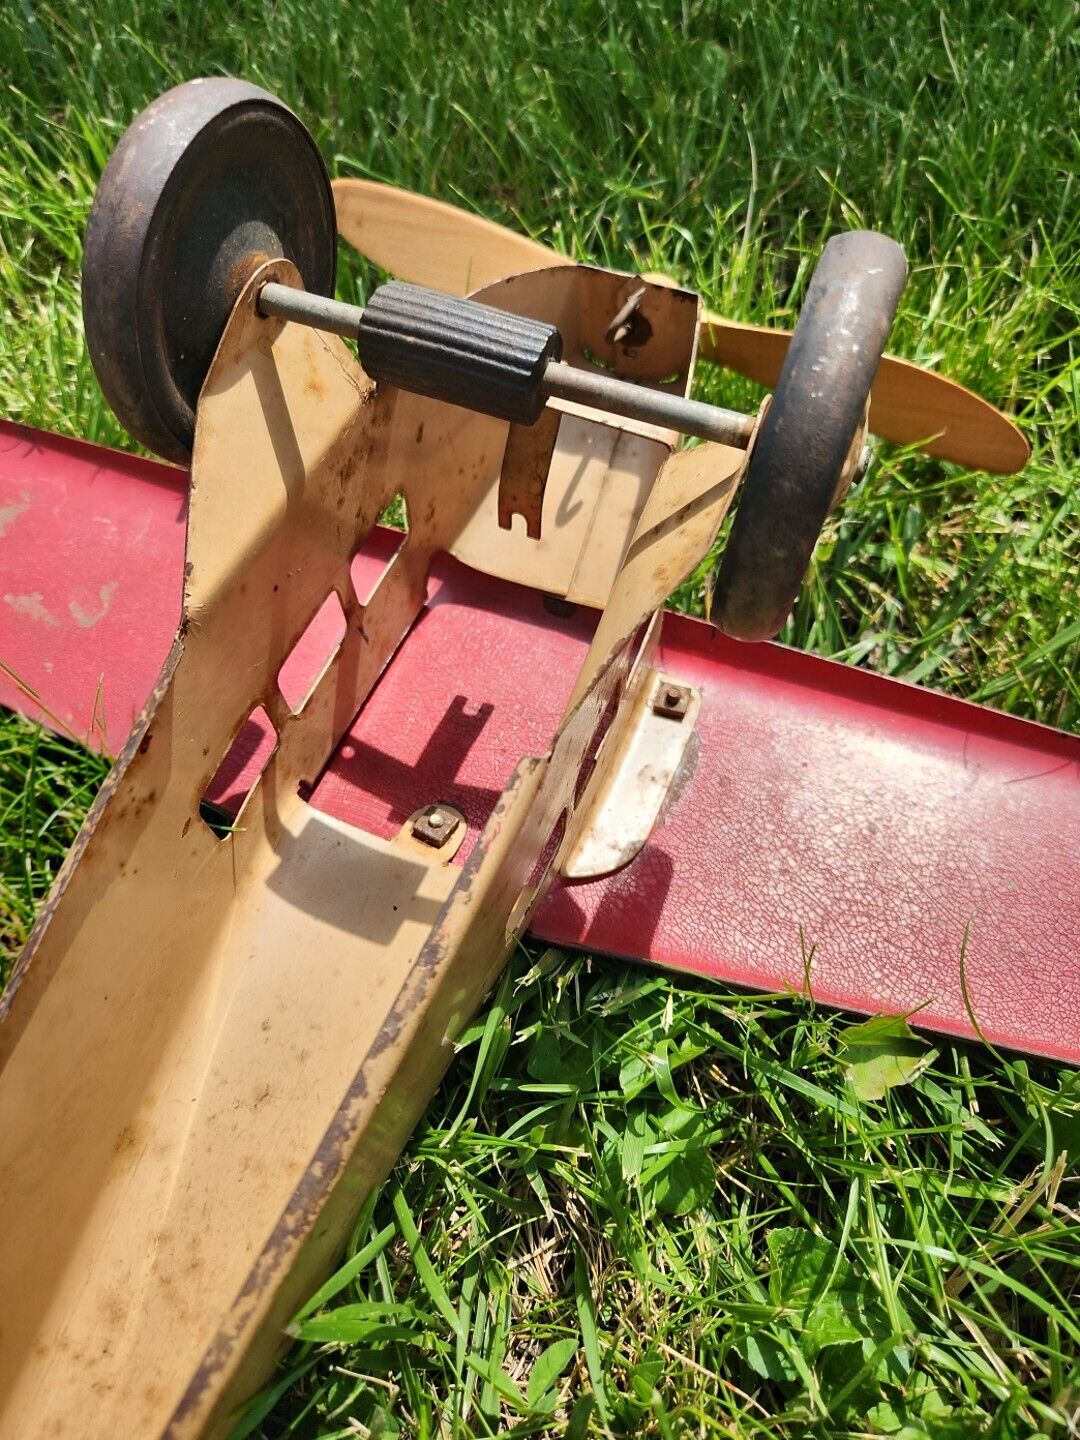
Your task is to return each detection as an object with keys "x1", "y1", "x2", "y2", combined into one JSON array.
[
  {"x1": 69, "y1": 581, "x2": 119, "y2": 629},
  {"x1": 4, "y1": 592, "x2": 59, "y2": 627},
  {"x1": 0, "y1": 491, "x2": 30, "y2": 539}
]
